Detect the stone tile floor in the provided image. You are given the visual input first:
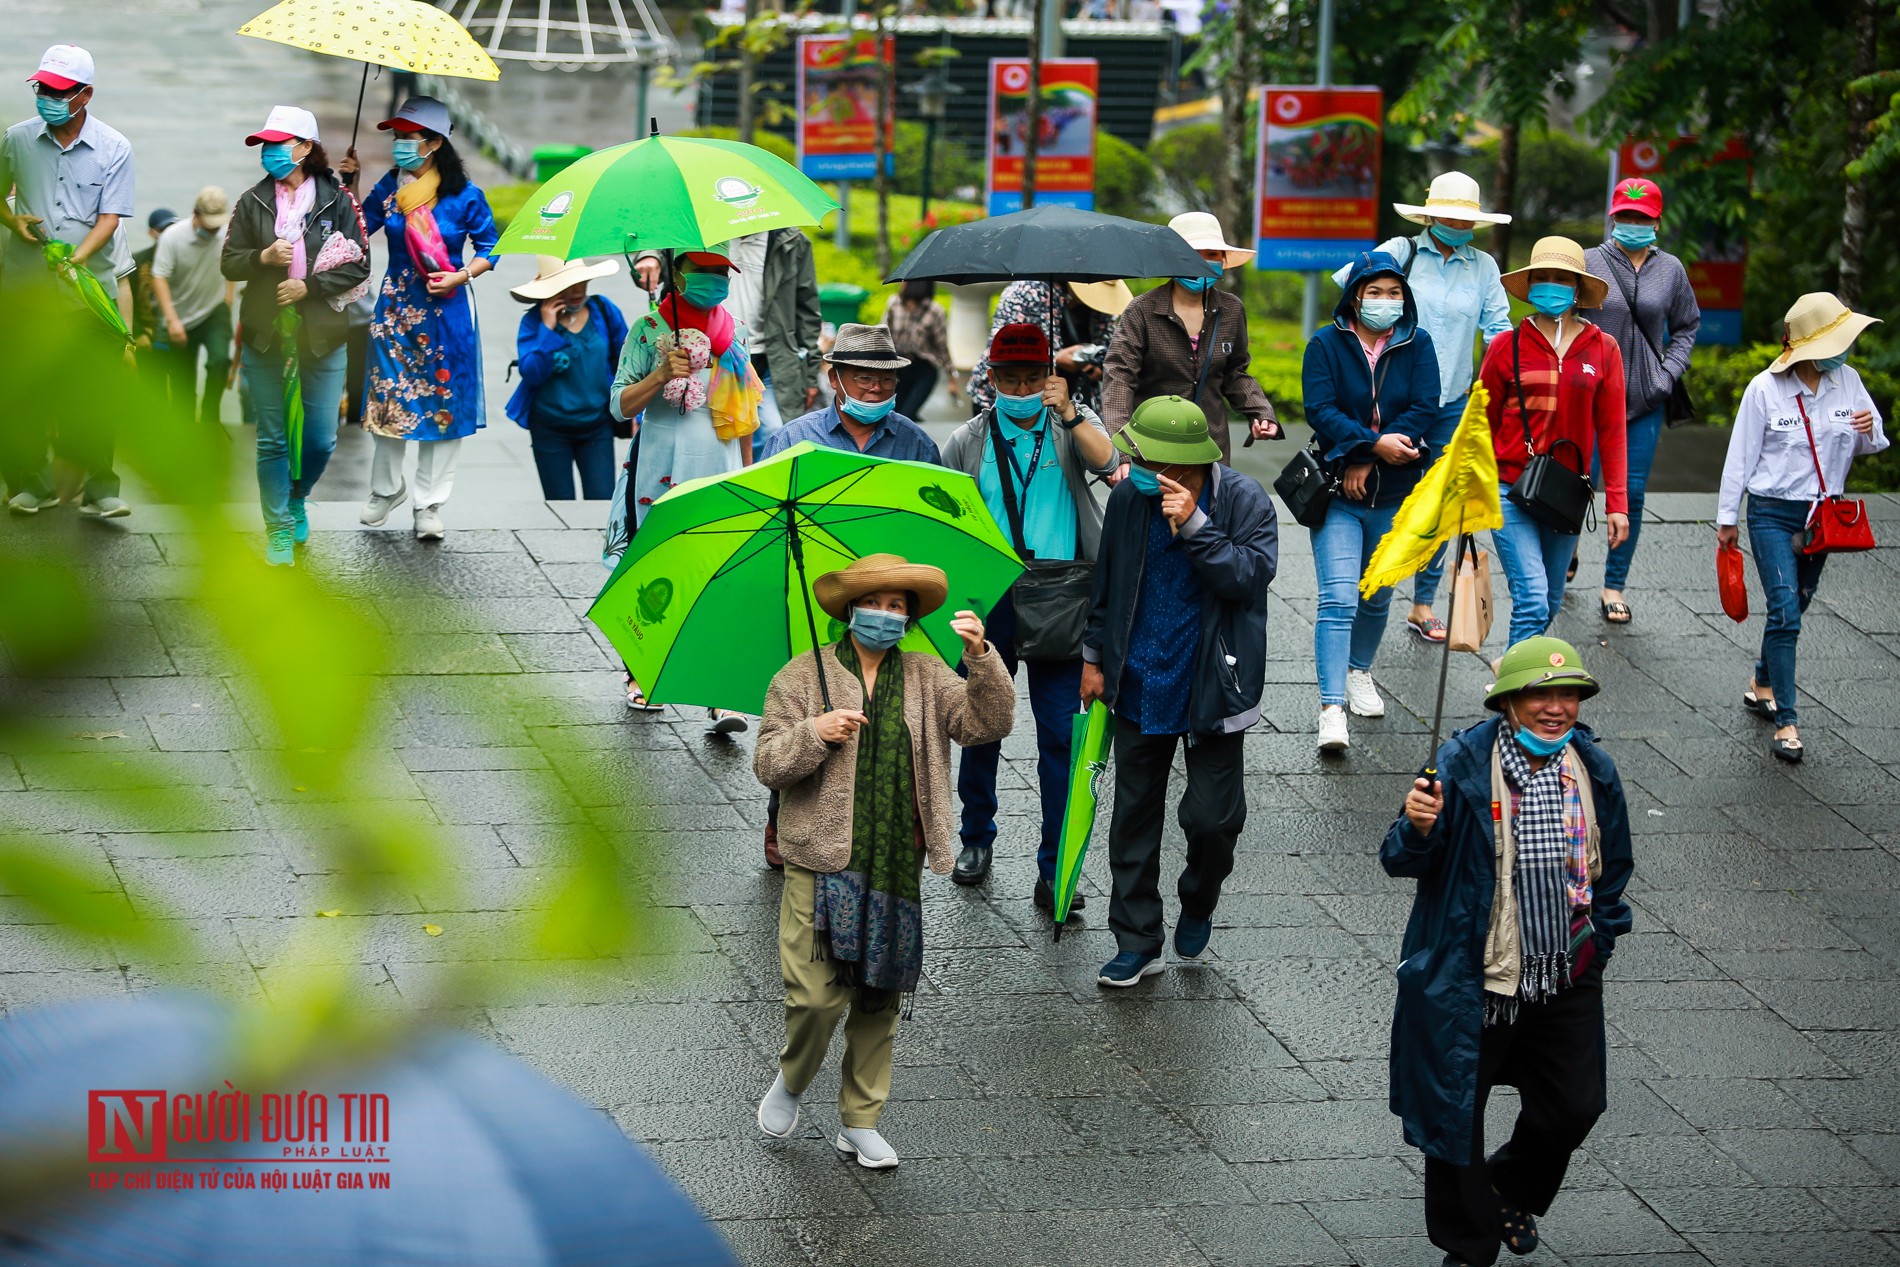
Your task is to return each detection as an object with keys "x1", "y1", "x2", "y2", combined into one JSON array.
[{"x1": 4, "y1": 494, "x2": 1899, "y2": 1265}]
